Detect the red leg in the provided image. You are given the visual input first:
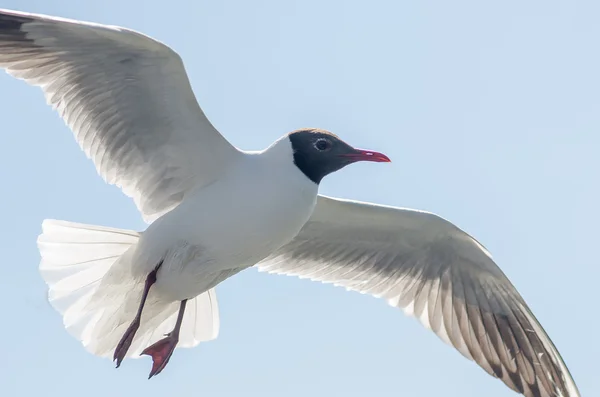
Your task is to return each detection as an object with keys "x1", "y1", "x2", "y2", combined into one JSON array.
[
  {"x1": 141, "y1": 299, "x2": 187, "y2": 379},
  {"x1": 113, "y1": 262, "x2": 162, "y2": 368}
]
